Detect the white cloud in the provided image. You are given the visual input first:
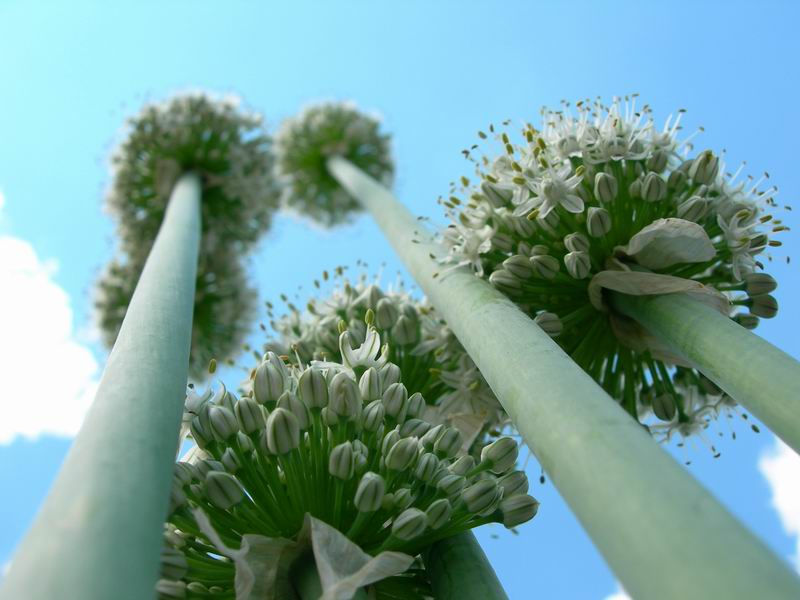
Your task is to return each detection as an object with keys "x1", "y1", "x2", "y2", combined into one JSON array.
[
  {"x1": 0, "y1": 200, "x2": 99, "y2": 443},
  {"x1": 604, "y1": 583, "x2": 631, "y2": 600},
  {"x1": 759, "y1": 437, "x2": 800, "y2": 572}
]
